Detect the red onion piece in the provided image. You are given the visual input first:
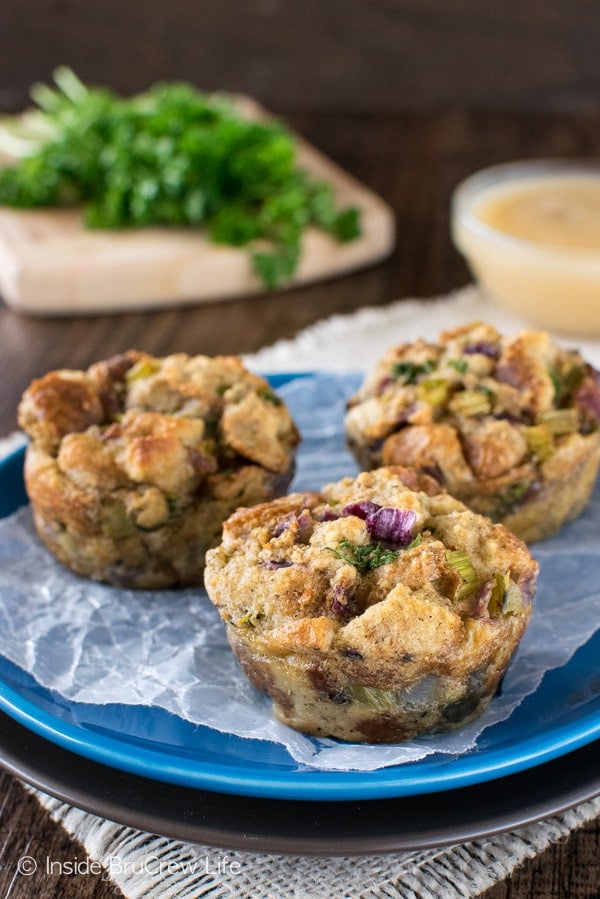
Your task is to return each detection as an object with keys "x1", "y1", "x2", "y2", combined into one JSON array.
[
  {"x1": 331, "y1": 584, "x2": 357, "y2": 618},
  {"x1": 273, "y1": 510, "x2": 313, "y2": 541},
  {"x1": 343, "y1": 501, "x2": 417, "y2": 546},
  {"x1": 342, "y1": 500, "x2": 381, "y2": 520},
  {"x1": 575, "y1": 368, "x2": 600, "y2": 424},
  {"x1": 316, "y1": 509, "x2": 340, "y2": 522},
  {"x1": 366, "y1": 507, "x2": 417, "y2": 546},
  {"x1": 463, "y1": 342, "x2": 500, "y2": 359}
]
